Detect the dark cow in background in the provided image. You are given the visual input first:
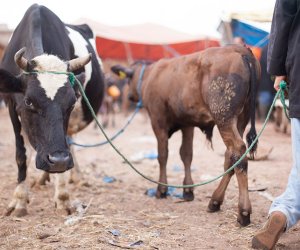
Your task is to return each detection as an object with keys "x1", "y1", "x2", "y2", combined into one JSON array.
[
  {"x1": 0, "y1": 4, "x2": 104, "y2": 216},
  {"x1": 111, "y1": 45, "x2": 260, "y2": 226}
]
